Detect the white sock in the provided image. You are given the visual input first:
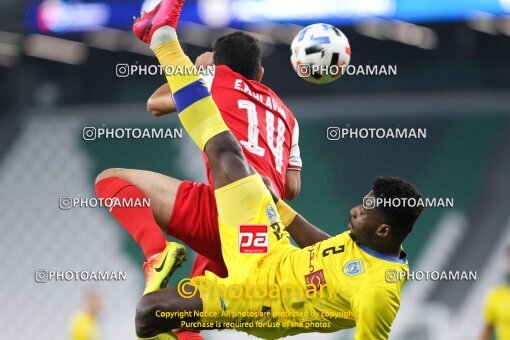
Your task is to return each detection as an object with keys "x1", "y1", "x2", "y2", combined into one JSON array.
[
  {"x1": 148, "y1": 252, "x2": 161, "y2": 261},
  {"x1": 150, "y1": 26, "x2": 178, "y2": 49}
]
